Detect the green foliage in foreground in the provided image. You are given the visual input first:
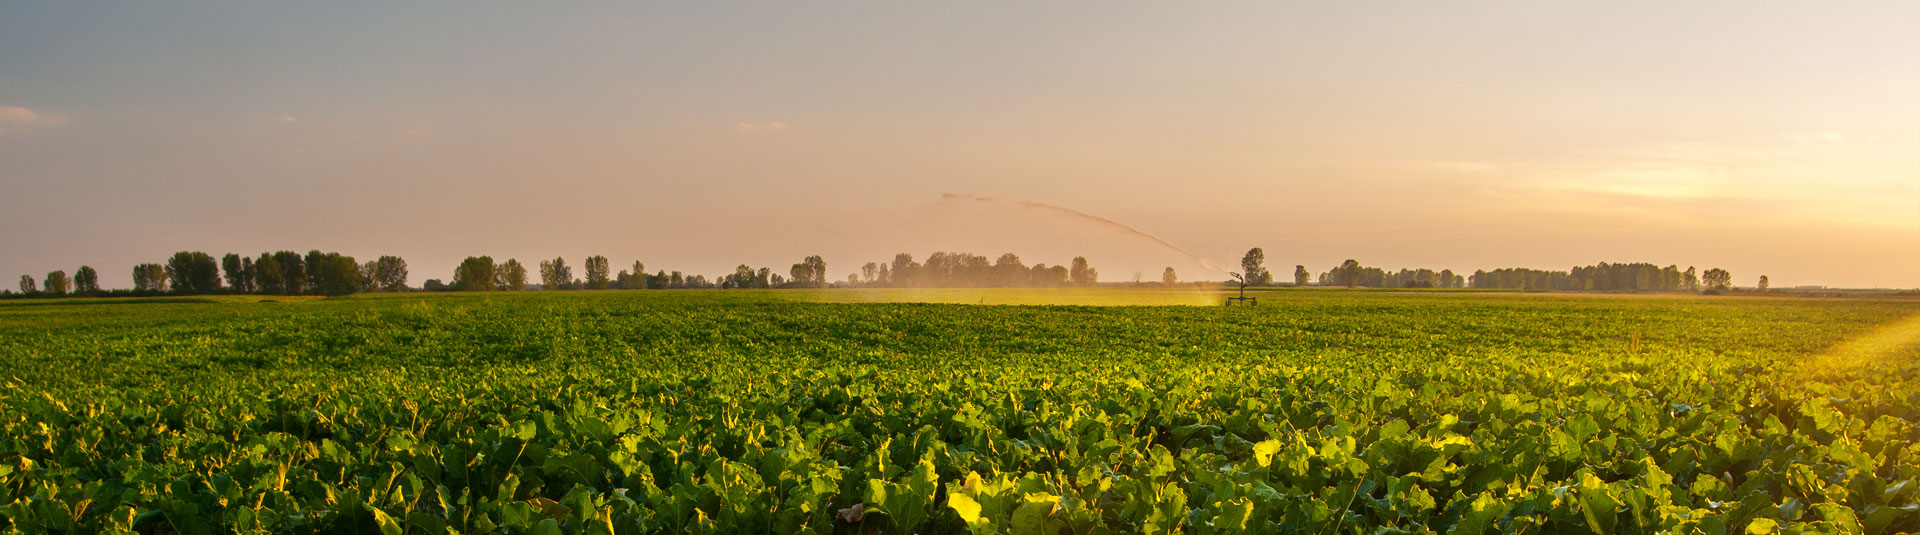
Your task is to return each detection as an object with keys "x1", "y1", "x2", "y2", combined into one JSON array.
[{"x1": 0, "y1": 291, "x2": 1916, "y2": 534}]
